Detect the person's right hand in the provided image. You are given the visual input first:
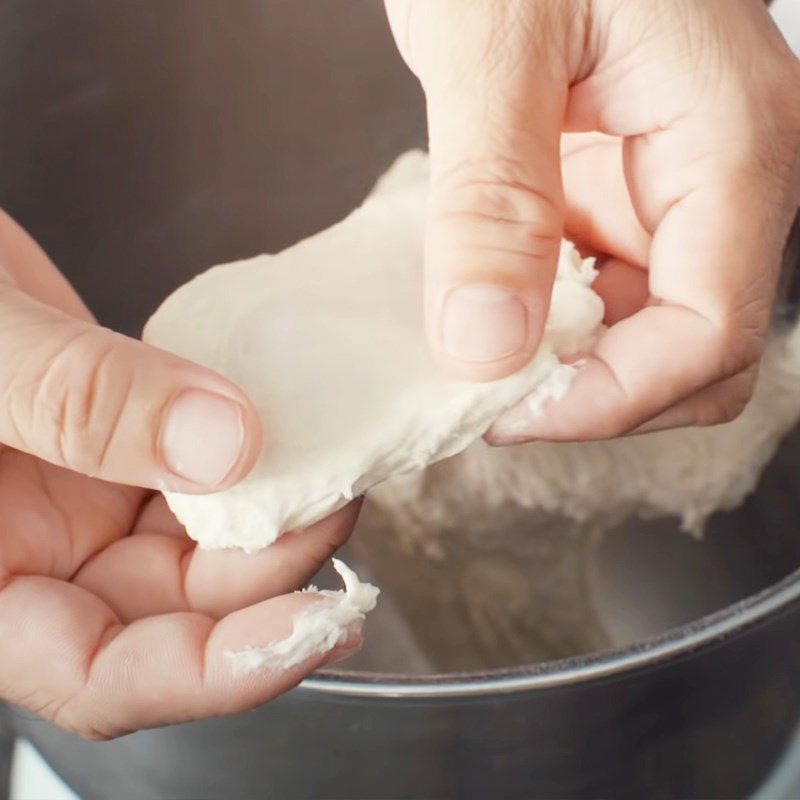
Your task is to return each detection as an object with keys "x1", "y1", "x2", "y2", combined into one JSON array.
[
  {"x1": 387, "y1": 0, "x2": 800, "y2": 439},
  {"x1": 0, "y1": 209, "x2": 361, "y2": 739}
]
